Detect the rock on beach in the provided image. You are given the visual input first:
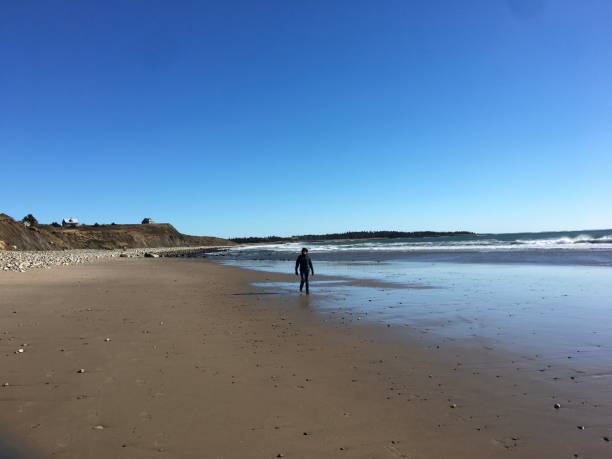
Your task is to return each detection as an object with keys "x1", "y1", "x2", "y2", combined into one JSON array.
[{"x1": 0, "y1": 246, "x2": 219, "y2": 273}]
